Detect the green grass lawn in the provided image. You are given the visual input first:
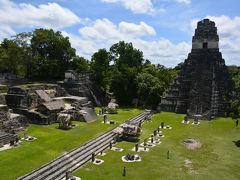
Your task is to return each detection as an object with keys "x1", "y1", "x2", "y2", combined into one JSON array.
[
  {"x1": 0, "y1": 108, "x2": 143, "y2": 180},
  {"x1": 73, "y1": 112, "x2": 240, "y2": 180}
]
